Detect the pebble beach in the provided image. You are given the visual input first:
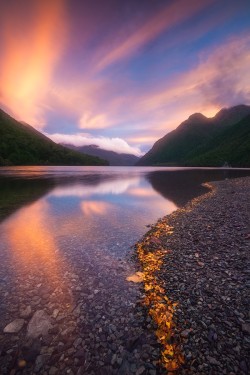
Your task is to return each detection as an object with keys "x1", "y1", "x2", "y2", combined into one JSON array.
[{"x1": 136, "y1": 176, "x2": 250, "y2": 374}]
